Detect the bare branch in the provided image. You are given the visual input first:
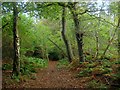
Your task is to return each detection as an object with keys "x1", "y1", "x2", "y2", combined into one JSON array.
[
  {"x1": 87, "y1": 13, "x2": 117, "y2": 27},
  {"x1": 78, "y1": 9, "x2": 106, "y2": 15},
  {"x1": 47, "y1": 37, "x2": 66, "y2": 56}
]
